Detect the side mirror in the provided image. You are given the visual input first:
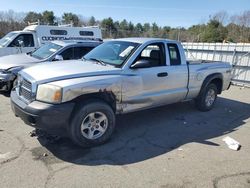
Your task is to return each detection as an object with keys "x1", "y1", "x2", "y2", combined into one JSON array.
[
  {"x1": 131, "y1": 59, "x2": 151, "y2": 69},
  {"x1": 18, "y1": 40, "x2": 24, "y2": 47},
  {"x1": 54, "y1": 55, "x2": 64, "y2": 61}
]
